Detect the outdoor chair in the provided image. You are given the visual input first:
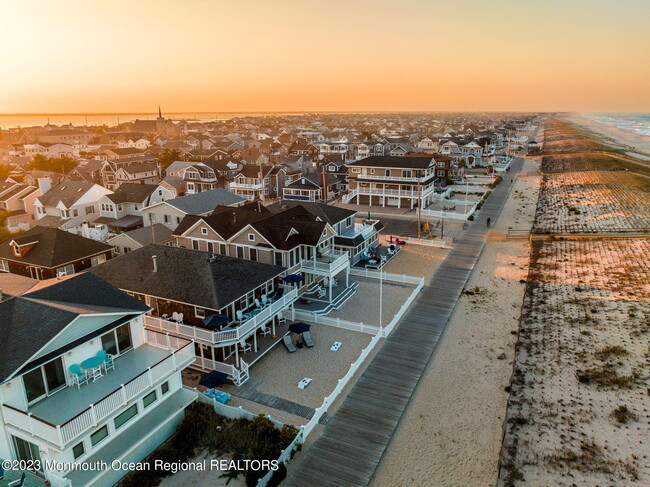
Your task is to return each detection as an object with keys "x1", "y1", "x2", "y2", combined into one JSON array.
[
  {"x1": 254, "y1": 298, "x2": 267, "y2": 309},
  {"x1": 239, "y1": 342, "x2": 252, "y2": 353},
  {"x1": 261, "y1": 294, "x2": 270, "y2": 306},
  {"x1": 7, "y1": 473, "x2": 26, "y2": 487},
  {"x1": 316, "y1": 287, "x2": 326, "y2": 299},
  {"x1": 283, "y1": 335, "x2": 297, "y2": 353},
  {"x1": 69, "y1": 364, "x2": 89, "y2": 388},
  {"x1": 176, "y1": 312, "x2": 184, "y2": 323},
  {"x1": 277, "y1": 312, "x2": 287, "y2": 324},
  {"x1": 171, "y1": 312, "x2": 179, "y2": 322},
  {"x1": 97, "y1": 350, "x2": 115, "y2": 372},
  {"x1": 303, "y1": 331, "x2": 315, "y2": 348},
  {"x1": 236, "y1": 310, "x2": 252, "y2": 322},
  {"x1": 261, "y1": 326, "x2": 271, "y2": 336},
  {"x1": 89, "y1": 366, "x2": 103, "y2": 382}
]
